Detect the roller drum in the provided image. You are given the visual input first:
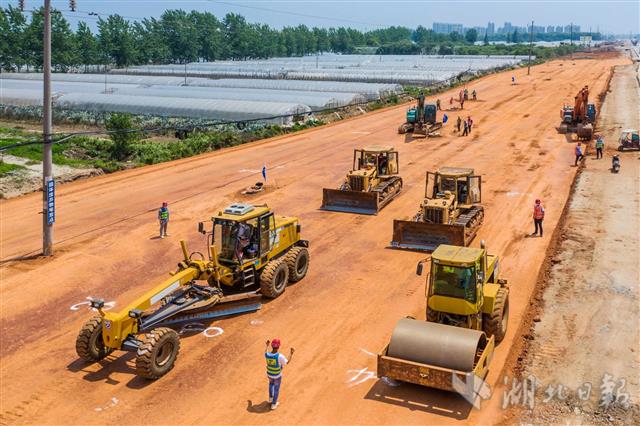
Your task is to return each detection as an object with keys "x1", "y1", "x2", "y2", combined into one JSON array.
[{"x1": 387, "y1": 318, "x2": 487, "y2": 372}]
